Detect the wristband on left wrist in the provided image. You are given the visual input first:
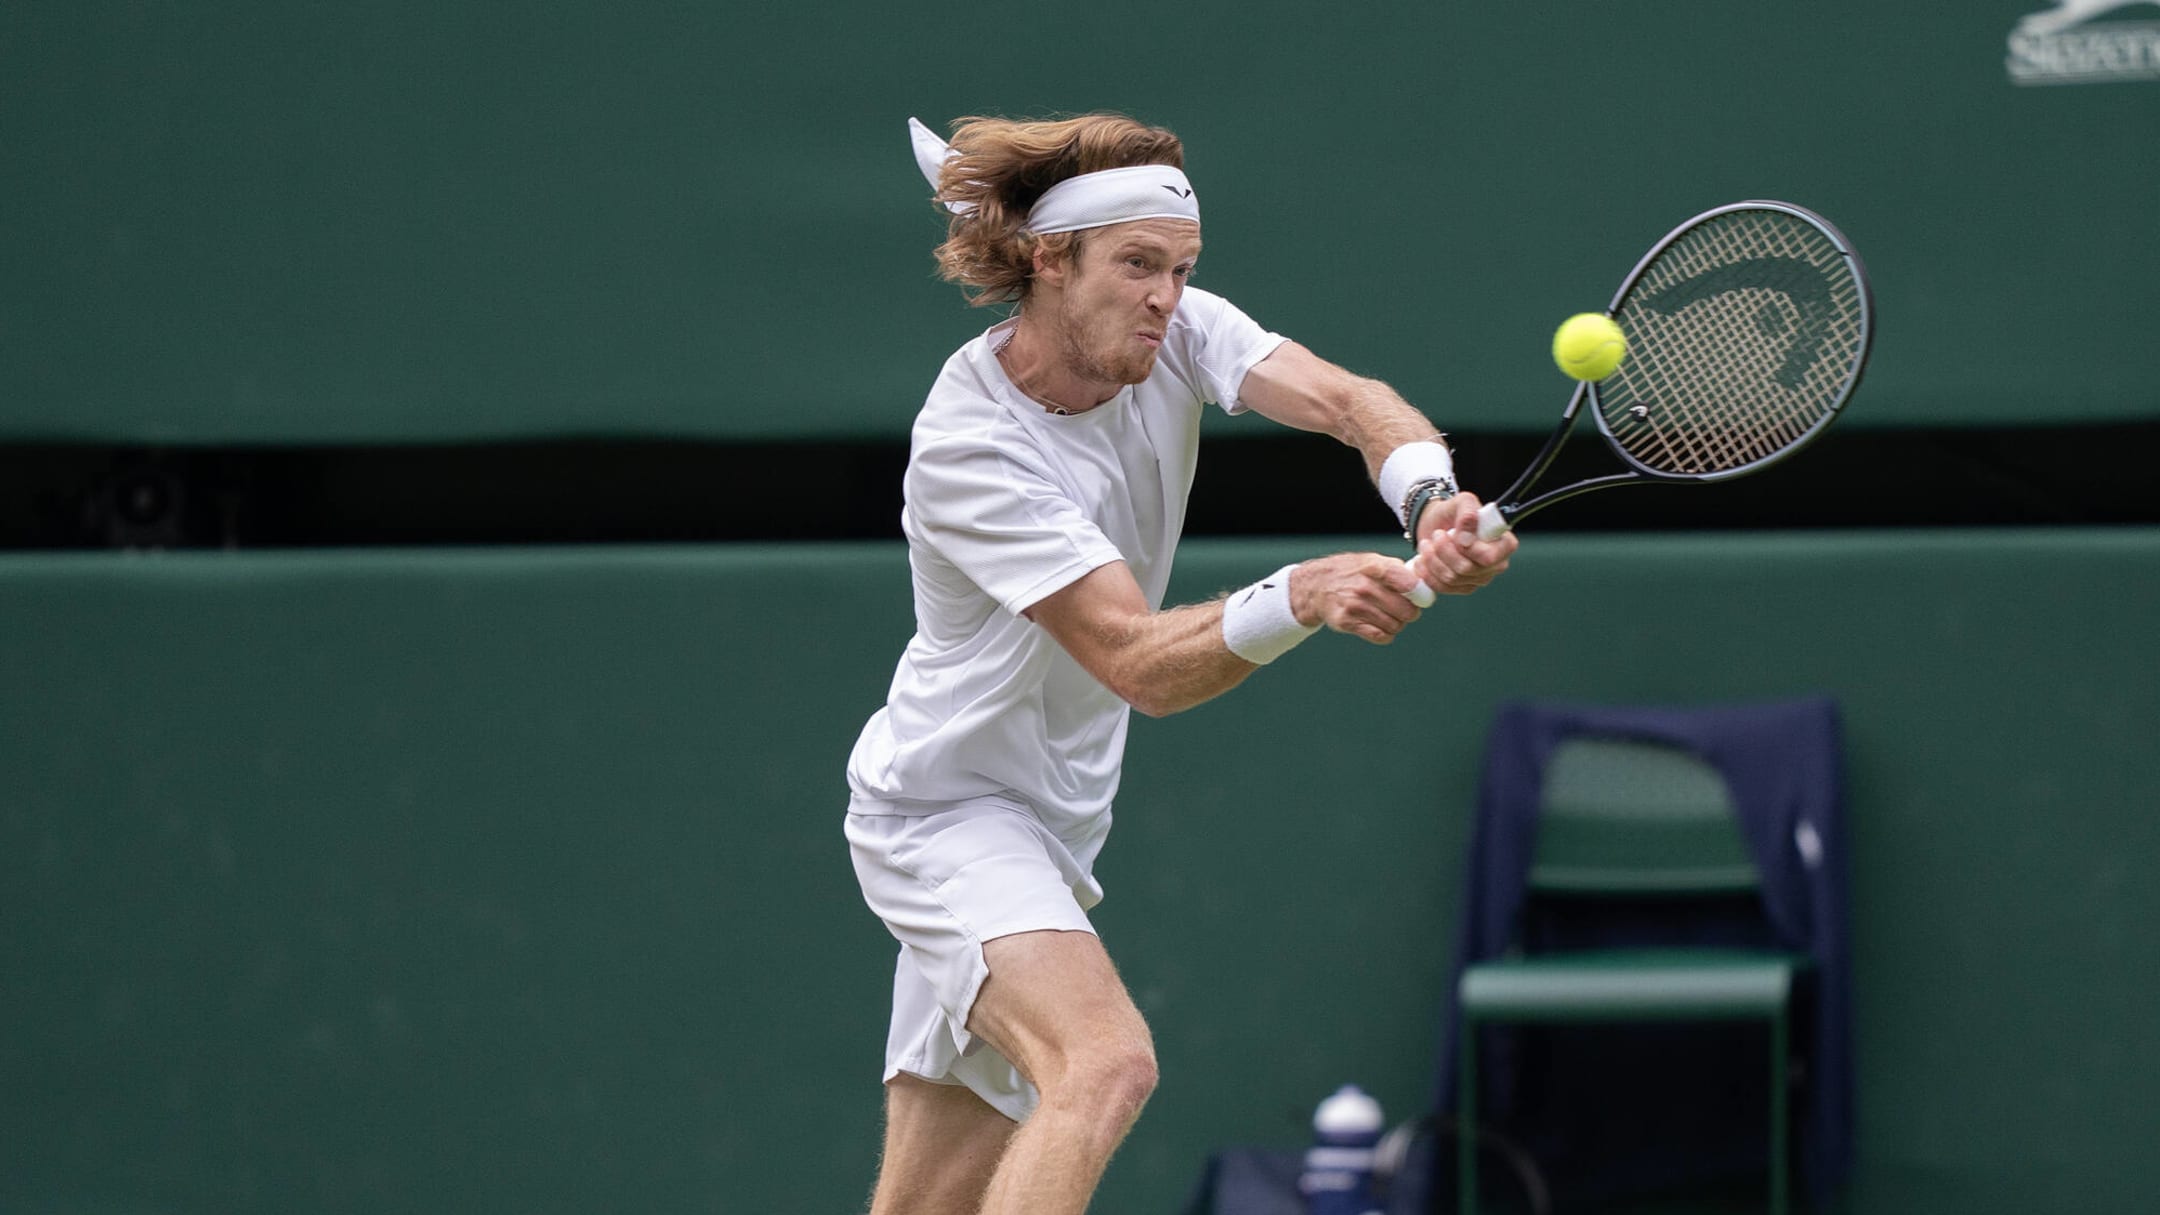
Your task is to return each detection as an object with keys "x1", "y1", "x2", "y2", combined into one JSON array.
[{"x1": 1378, "y1": 438, "x2": 1457, "y2": 532}]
